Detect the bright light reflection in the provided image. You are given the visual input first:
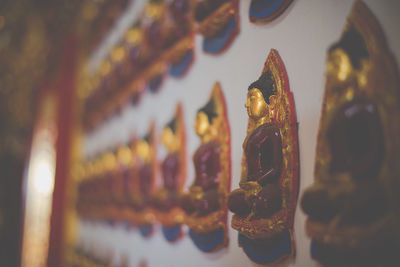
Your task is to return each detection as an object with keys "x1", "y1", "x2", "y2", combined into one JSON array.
[
  {"x1": 22, "y1": 129, "x2": 56, "y2": 267},
  {"x1": 30, "y1": 144, "x2": 55, "y2": 196}
]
